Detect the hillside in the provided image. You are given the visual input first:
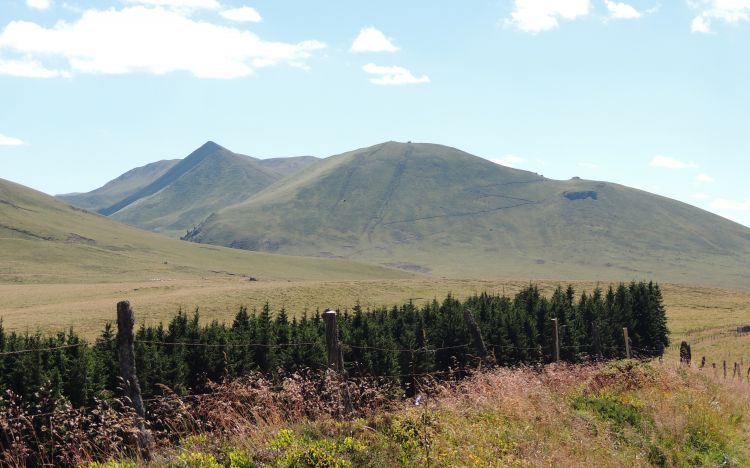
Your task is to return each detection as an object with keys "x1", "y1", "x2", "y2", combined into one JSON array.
[
  {"x1": 0, "y1": 177, "x2": 411, "y2": 284},
  {"x1": 57, "y1": 159, "x2": 180, "y2": 211},
  {"x1": 256, "y1": 155, "x2": 320, "y2": 176},
  {"x1": 104, "y1": 141, "x2": 282, "y2": 237},
  {"x1": 185, "y1": 141, "x2": 750, "y2": 288}
]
